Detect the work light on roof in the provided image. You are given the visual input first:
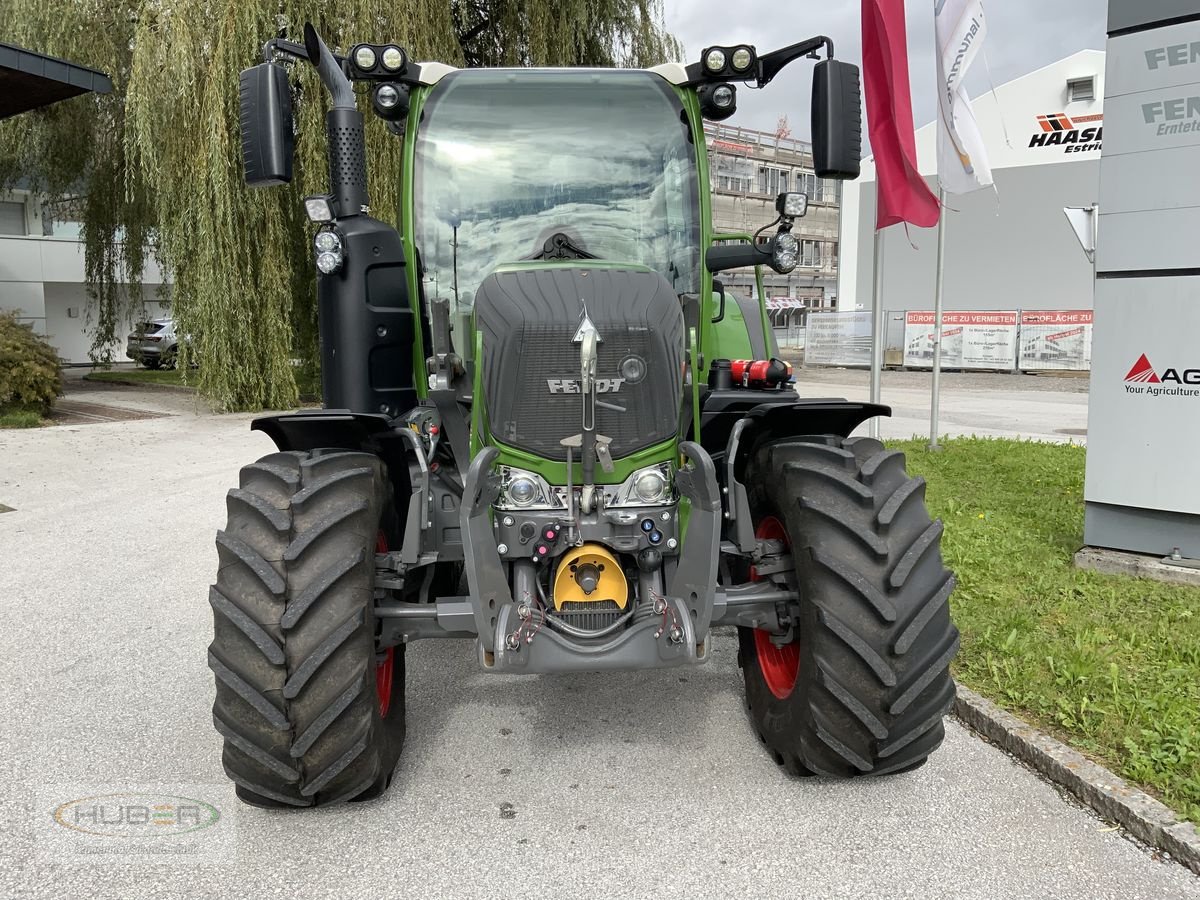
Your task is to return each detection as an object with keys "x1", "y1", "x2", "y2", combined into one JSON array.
[
  {"x1": 705, "y1": 48, "x2": 727, "y2": 73},
  {"x1": 353, "y1": 45, "x2": 377, "y2": 71},
  {"x1": 380, "y1": 45, "x2": 406, "y2": 72},
  {"x1": 731, "y1": 47, "x2": 754, "y2": 72}
]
